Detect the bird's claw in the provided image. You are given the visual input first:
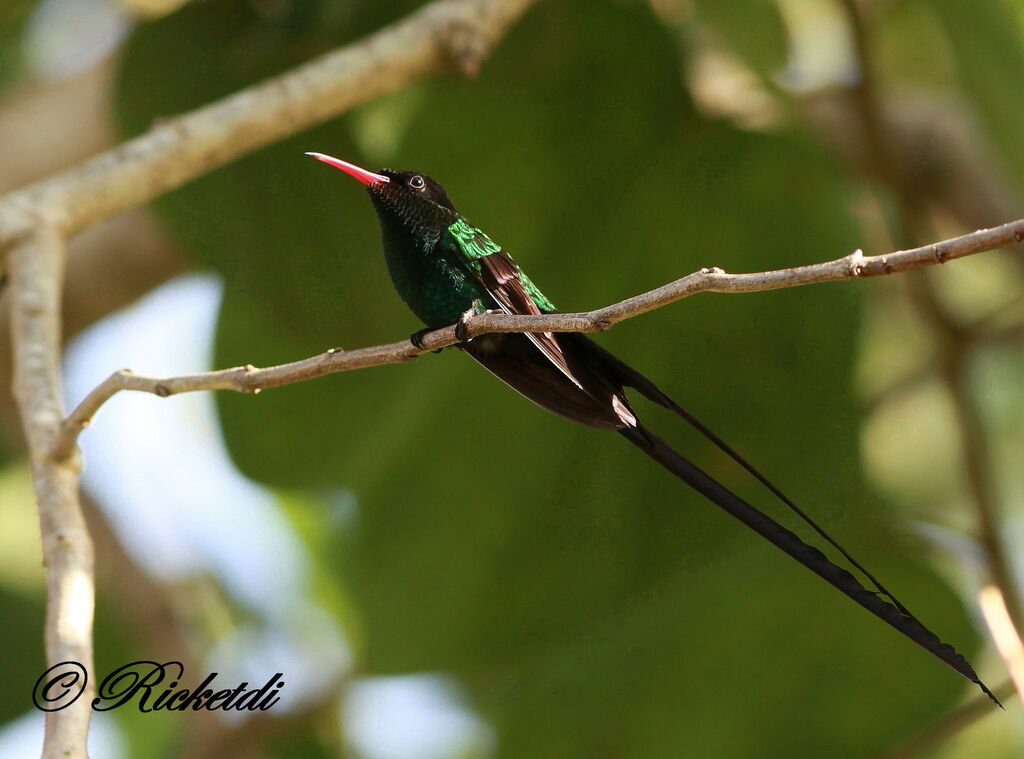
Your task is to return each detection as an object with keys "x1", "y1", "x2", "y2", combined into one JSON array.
[
  {"x1": 409, "y1": 328, "x2": 443, "y2": 354},
  {"x1": 412, "y1": 300, "x2": 484, "y2": 351},
  {"x1": 455, "y1": 312, "x2": 473, "y2": 343},
  {"x1": 409, "y1": 329, "x2": 428, "y2": 349},
  {"x1": 454, "y1": 300, "x2": 486, "y2": 344}
]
